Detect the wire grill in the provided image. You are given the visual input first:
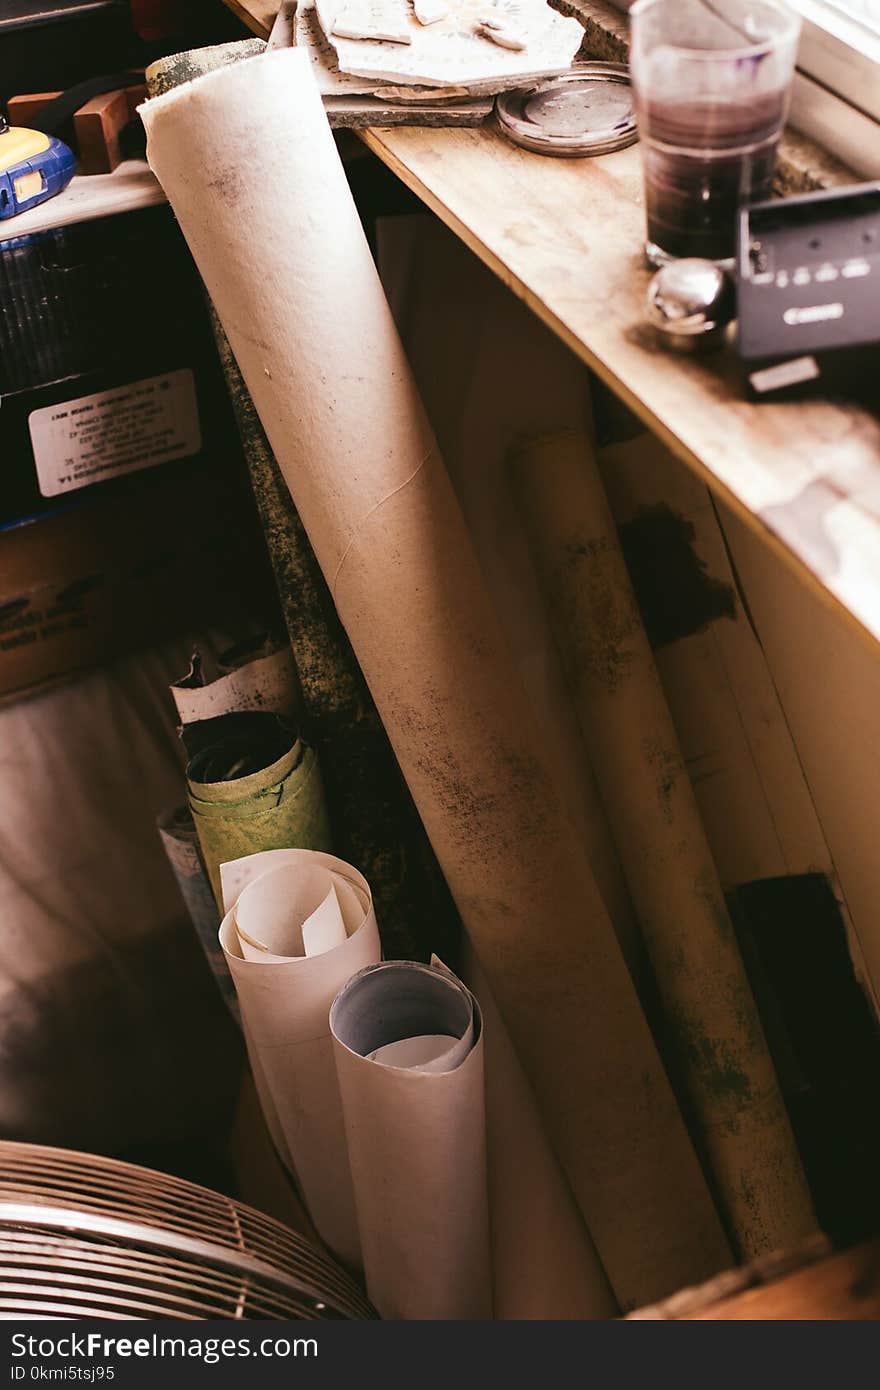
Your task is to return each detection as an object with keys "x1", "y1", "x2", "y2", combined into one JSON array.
[{"x1": 0, "y1": 1141, "x2": 375, "y2": 1320}]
